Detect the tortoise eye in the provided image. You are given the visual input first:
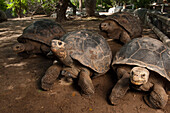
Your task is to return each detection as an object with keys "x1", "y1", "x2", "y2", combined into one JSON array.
[
  {"x1": 58, "y1": 42, "x2": 62, "y2": 46},
  {"x1": 141, "y1": 74, "x2": 145, "y2": 77}
]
